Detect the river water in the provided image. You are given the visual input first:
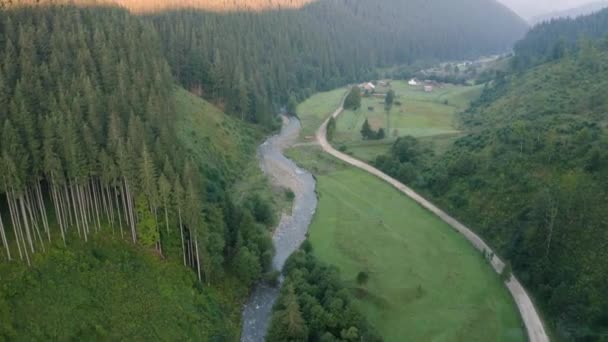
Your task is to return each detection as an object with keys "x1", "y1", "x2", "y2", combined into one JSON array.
[{"x1": 240, "y1": 117, "x2": 317, "y2": 342}]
